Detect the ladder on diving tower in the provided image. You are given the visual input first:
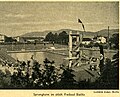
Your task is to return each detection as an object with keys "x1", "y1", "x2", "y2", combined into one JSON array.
[{"x1": 66, "y1": 31, "x2": 83, "y2": 68}]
